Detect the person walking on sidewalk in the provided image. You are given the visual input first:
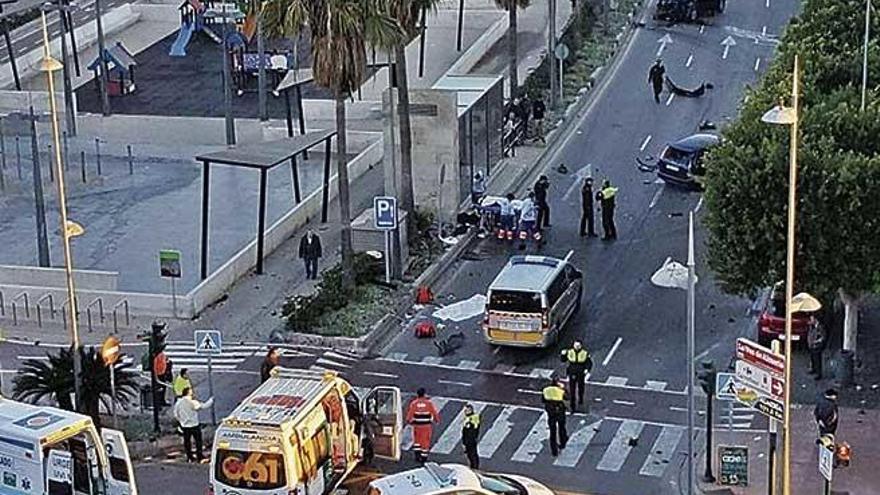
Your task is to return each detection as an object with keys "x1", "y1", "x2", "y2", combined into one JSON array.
[
  {"x1": 596, "y1": 179, "x2": 618, "y2": 240},
  {"x1": 173, "y1": 387, "x2": 214, "y2": 463},
  {"x1": 299, "y1": 229, "x2": 323, "y2": 280},
  {"x1": 814, "y1": 388, "x2": 839, "y2": 436},
  {"x1": 260, "y1": 347, "x2": 280, "y2": 383},
  {"x1": 648, "y1": 59, "x2": 666, "y2": 103},
  {"x1": 173, "y1": 368, "x2": 192, "y2": 398},
  {"x1": 560, "y1": 340, "x2": 592, "y2": 411},
  {"x1": 532, "y1": 97, "x2": 546, "y2": 144},
  {"x1": 542, "y1": 376, "x2": 568, "y2": 457},
  {"x1": 807, "y1": 316, "x2": 827, "y2": 380},
  {"x1": 580, "y1": 177, "x2": 596, "y2": 237},
  {"x1": 534, "y1": 175, "x2": 551, "y2": 229},
  {"x1": 461, "y1": 404, "x2": 481, "y2": 469},
  {"x1": 406, "y1": 388, "x2": 441, "y2": 463}
]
